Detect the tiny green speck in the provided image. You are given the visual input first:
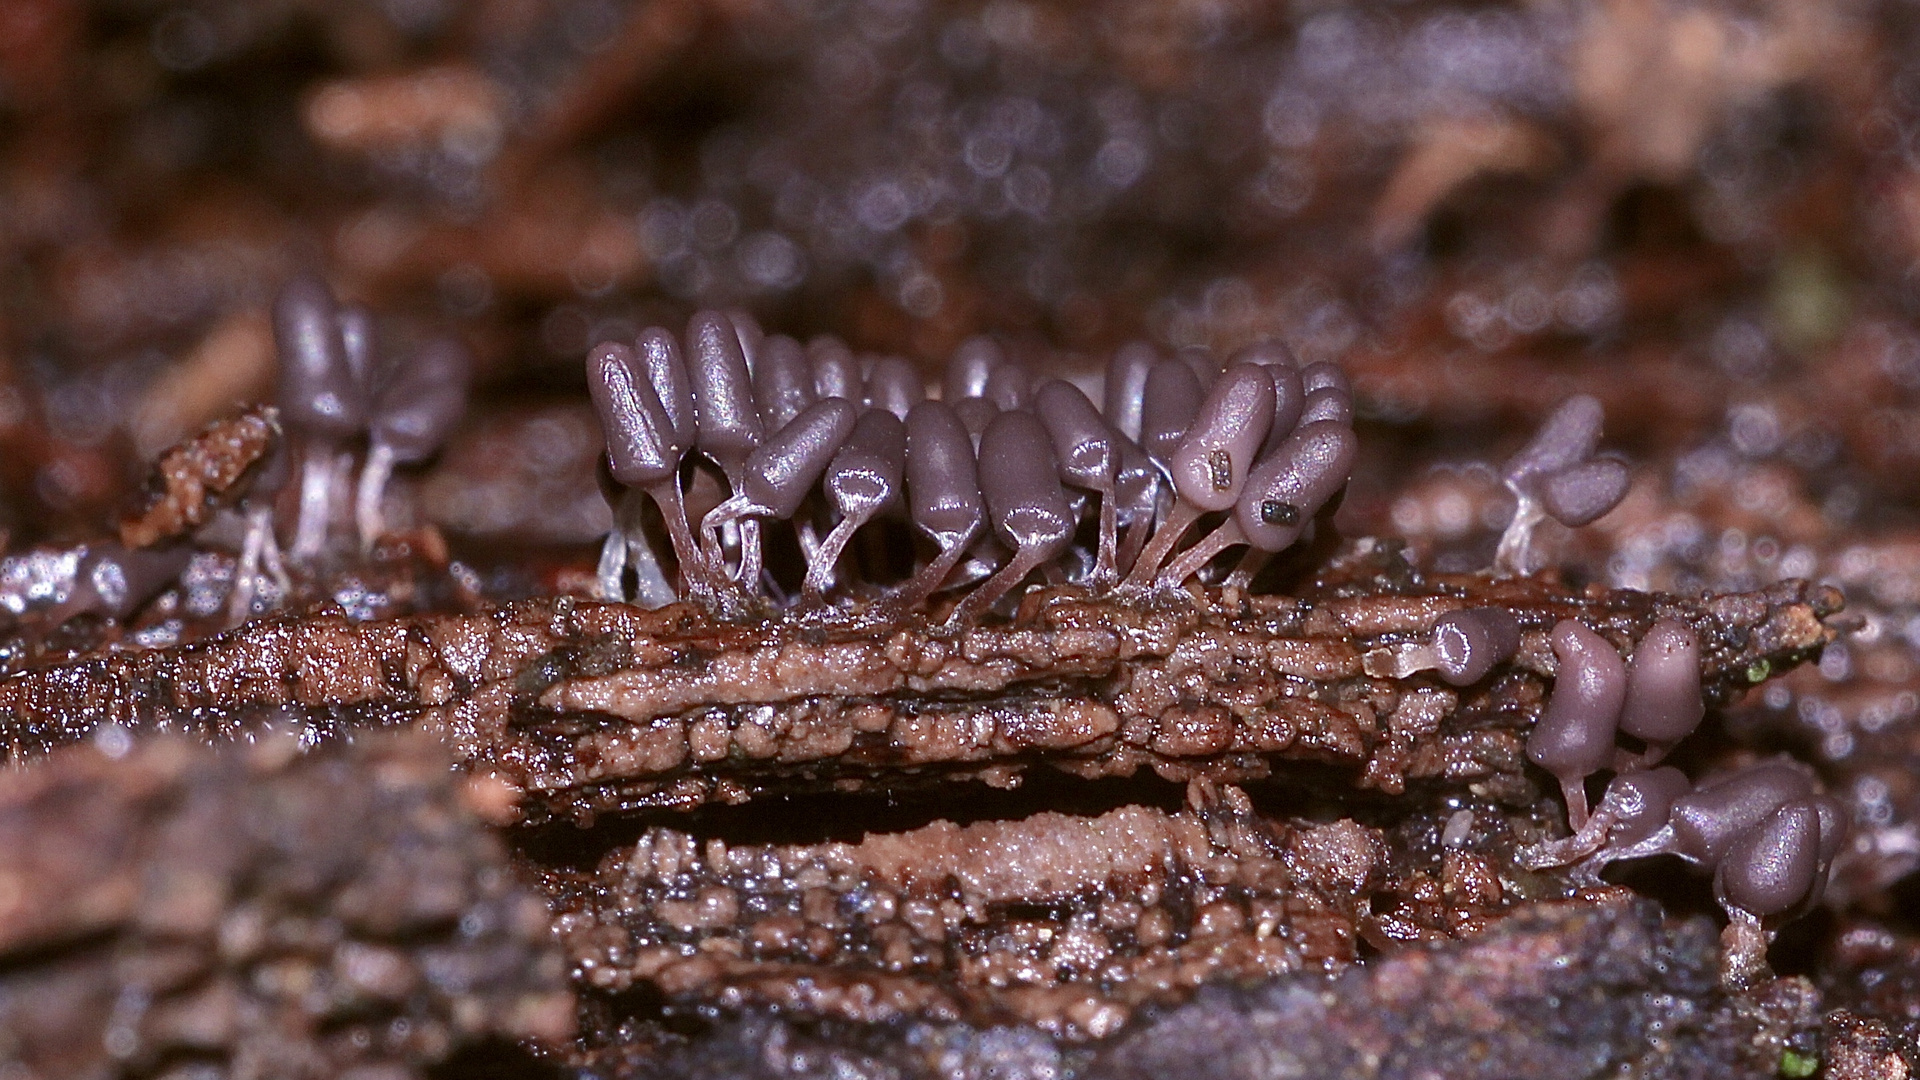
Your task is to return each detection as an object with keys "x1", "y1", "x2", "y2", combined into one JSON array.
[
  {"x1": 1747, "y1": 659, "x2": 1772, "y2": 683},
  {"x1": 1778, "y1": 1048, "x2": 1819, "y2": 1078}
]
